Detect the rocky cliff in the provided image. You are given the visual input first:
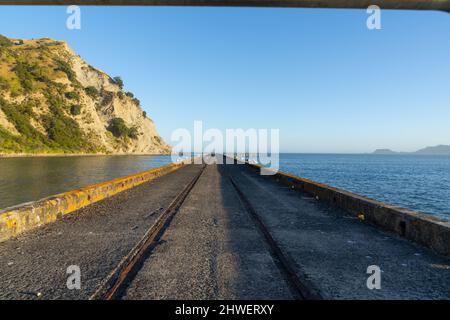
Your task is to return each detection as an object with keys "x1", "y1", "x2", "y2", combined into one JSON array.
[{"x1": 0, "y1": 35, "x2": 171, "y2": 155}]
